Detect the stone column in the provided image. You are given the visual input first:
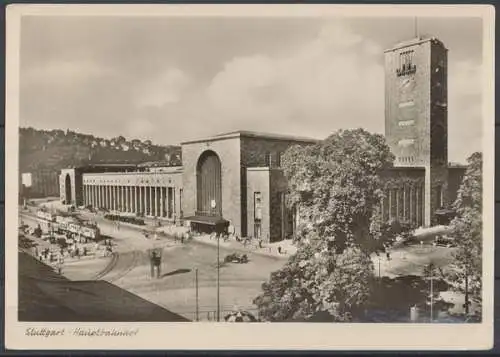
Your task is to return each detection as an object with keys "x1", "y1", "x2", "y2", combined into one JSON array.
[
  {"x1": 173, "y1": 188, "x2": 176, "y2": 221},
  {"x1": 98, "y1": 185, "x2": 102, "y2": 209},
  {"x1": 138, "y1": 186, "x2": 142, "y2": 215},
  {"x1": 126, "y1": 186, "x2": 130, "y2": 213},
  {"x1": 103, "y1": 186, "x2": 107, "y2": 209},
  {"x1": 134, "y1": 186, "x2": 138, "y2": 214},
  {"x1": 153, "y1": 187, "x2": 158, "y2": 217},
  {"x1": 403, "y1": 185, "x2": 407, "y2": 222},
  {"x1": 395, "y1": 188, "x2": 400, "y2": 222},
  {"x1": 160, "y1": 187, "x2": 165, "y2": 218},
  {"x1": 123, "y1": 186, "x2": 128, "y2": 212},
  {"x1": 416, "y1": 185, "x2": 421, "y2": 227},
  {"x1": 149, "y1": 186, "x2": 153, "y2": 216},
  {"x1": 388, "y1": 188, "x2": 392, "y2": 221},
  {"x1": 409, "y1": 186, "x2": 414, "y2": 225}
]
